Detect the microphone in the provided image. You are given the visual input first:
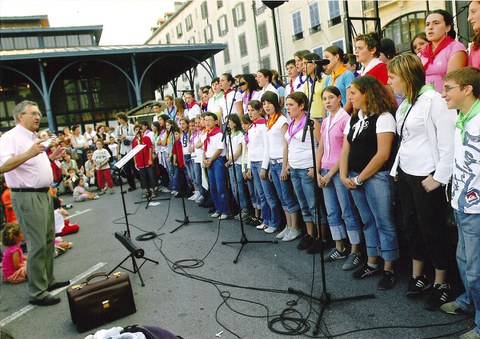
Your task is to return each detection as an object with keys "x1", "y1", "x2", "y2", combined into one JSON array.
[
  {"x1": 306, "y1": 59, "x2": 330, "y2": 66},
  {"x1": 232, "y1": 81, "x2": 246, "y2": 89}
]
